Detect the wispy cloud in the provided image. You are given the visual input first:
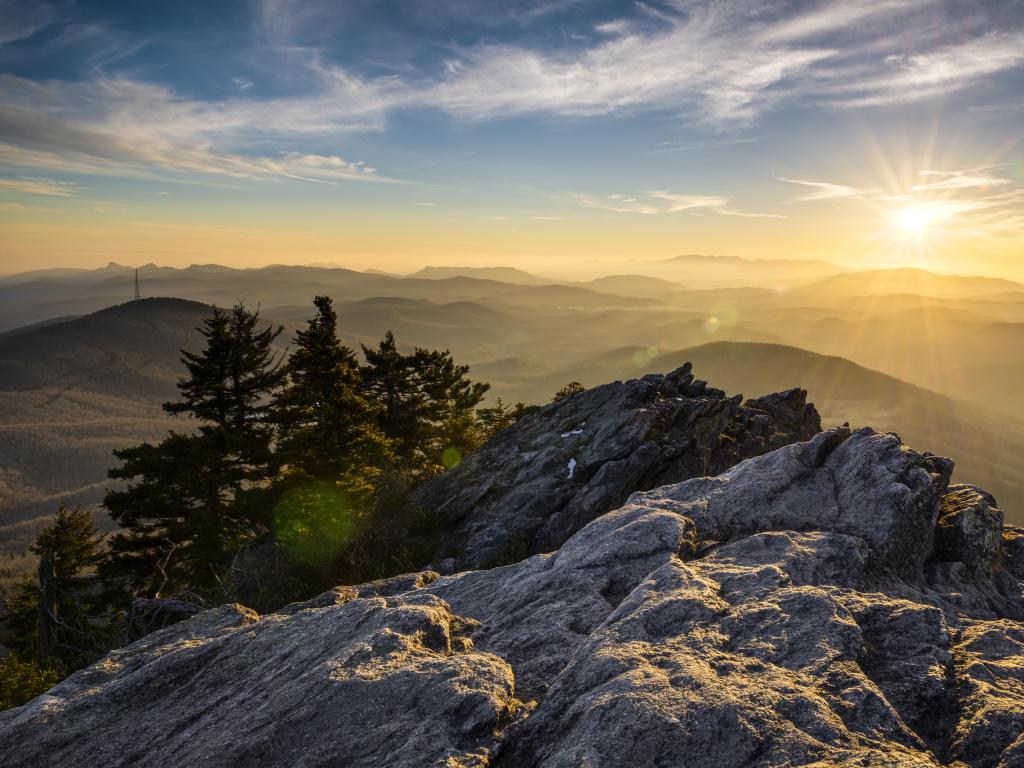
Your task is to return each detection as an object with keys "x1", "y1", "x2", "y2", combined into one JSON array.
[
  {"x1": 579, "y1": 190, "x2": 784, "y2": 219},
  {"x1": 1, "y1": 0, "x2": 1022, "y2": 188},
  {"x1": 911, "y1": 168, "x2": 1013, "y2": 193},
  {"x1": 824, "y1": 32, "x2": 1024, "y2": 108},
  {"x1": 651, "y1": 136, "x2": 759, "y2": 153},
  {"x1": 0, "y1": 176, "x2": 79, "y2": 196},
  {"x1": 423, "y1": 16, "x2": 834, "y2": 126},
  {"x1": 0, "y1": 75, "x2": 403, "y2": 185},
  {"x1": 762, "y1": 0, "x2": 932, "y2": 43},
  {"x1": 415, "y1": 1, "x2": 1022, "y2": 126},
  {"x1": 778, "y1": 177, "x2": 874, "y2": 202},
  {"x1": 0, "y1": 0, "x2": 62, "y2": 46}
]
